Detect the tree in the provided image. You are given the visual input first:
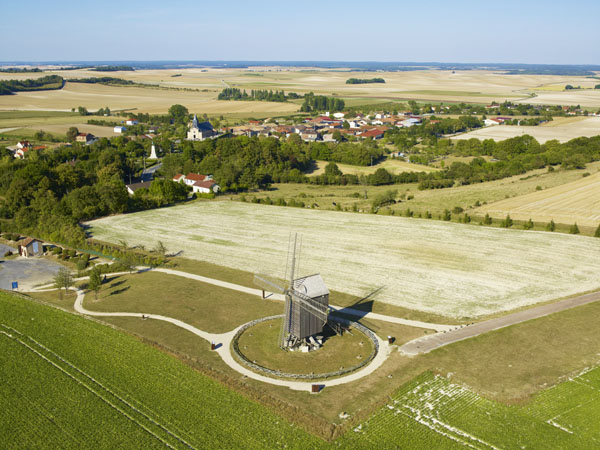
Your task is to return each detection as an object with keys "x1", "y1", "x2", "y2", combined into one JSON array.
[
  {"x1": 500, "y1": 214, "x2": 513, "y2": 228},
  {"x1": 168, "y1": 104, "x2": 189, "y2": 123},
  {"x1": 332, "y1": 129, "x2": 343, "y2": 142},
  {"x1": 523, "y1": 218, "x2": 534, "y2": 230},
  {"x1": 483, "y1": 213, "x2": 492, "y2": 225},
  {"x1": 569, "y1": 223, "x2": 580, "y2": 234},
  {"x1": 594, "y1": 224, "x2": 600, "y2": 237},
  {"x1": 88, "y1": 267, "x2": 102, "y2": 300},
  {"x1": 53, "y1": 267, "x2": 73, "y2": 297},
  {"x1": 324, "y1": 162, "x2": 342, "y2": 177},
  {"x1": 77, "y1": 106, "x2": 88, "y2": 116},
  {"x1": 66, "y1": 127, "x2": 79, "y2": 142},
  {"x1": 546, "y1": 219, "x2": 556, "y2": 232}
]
